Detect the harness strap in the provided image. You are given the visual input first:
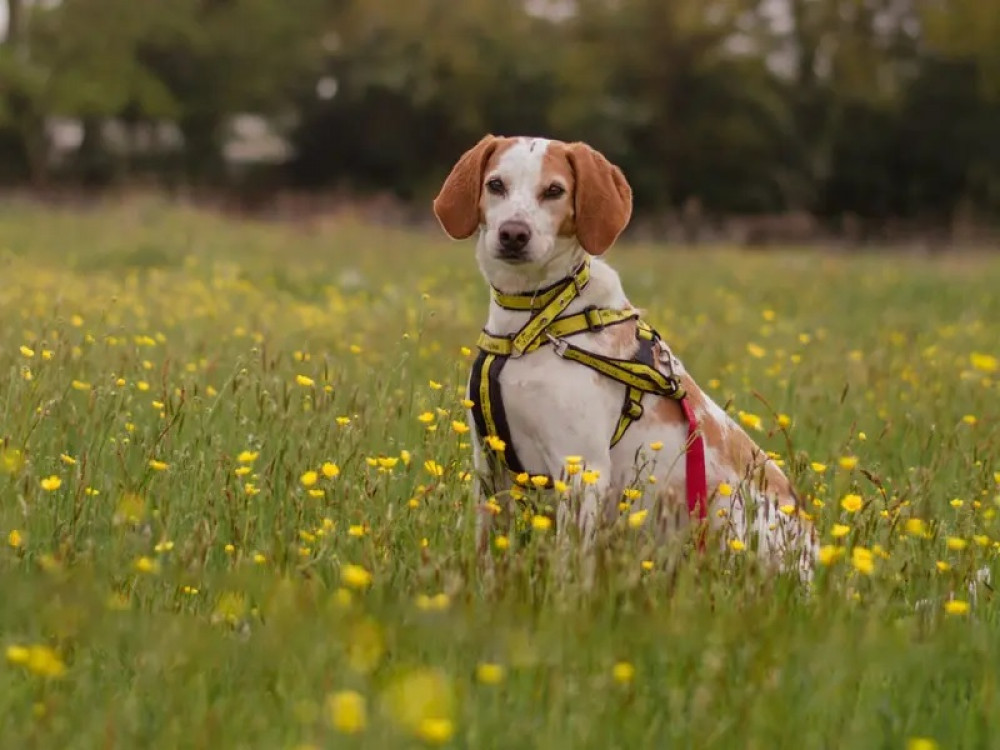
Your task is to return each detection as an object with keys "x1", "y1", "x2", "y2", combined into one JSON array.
[
  {"x1": 680, "y1": 397, "x2": 709, "y2": 550},
  {"x1": 508, "y1": 267, "x2": 591, "y2": 356},
  {"x1": 468, "y1": 350, "x2": 528, "y2": 476},
  {"x1": 553, "y1": 339, "x2": 686, "y2": 398},
  {"x1": 478, "y1": 307, "x2": 639, "y2": 356},
  {"x1": 491, "y1": 261, "x2": 591, "y2": 311}
]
